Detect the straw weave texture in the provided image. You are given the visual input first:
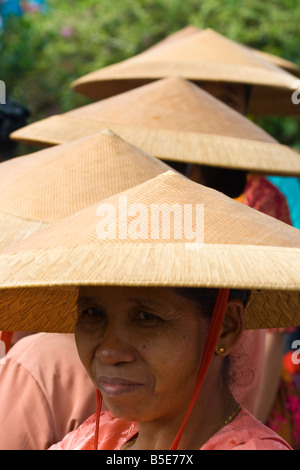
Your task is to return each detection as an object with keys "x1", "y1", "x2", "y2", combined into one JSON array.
[
  {"x1": 12, "y1": 77, "x2": 275, "y2": 142},
  {"x1": 0, "y1": 213, "x2": 47, "y2": 251},
  {"x1": 5, "y1": 170, "x2": 300, "y2": 251},
  {"x1": 10, "y1": 78, "x2": 300, "y2": 176},
  {"x1": 68, "y1": 78, "x2": 274, "y2": 140},
  {"x1": 0, "y1": 131, "x2": 171, "y2": 331},
  {"x1": 0, "y1": 130, "x2": 170, "y2": 257},
  {"x1": 0, "y1": 171, "x2": 300, "y2": 332},
  {"x1": 11, "y1": 117, "x2": 300, "y2": 176},
  {"x1": 152, "y1": 26, "x2": 300, "y2": 75},
  {"x1": 0, "y1": 131, "x2": 167, "y2": 223},
  {"x1": 71, "y1": 30, "x2": 299, "y2": 116}
]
